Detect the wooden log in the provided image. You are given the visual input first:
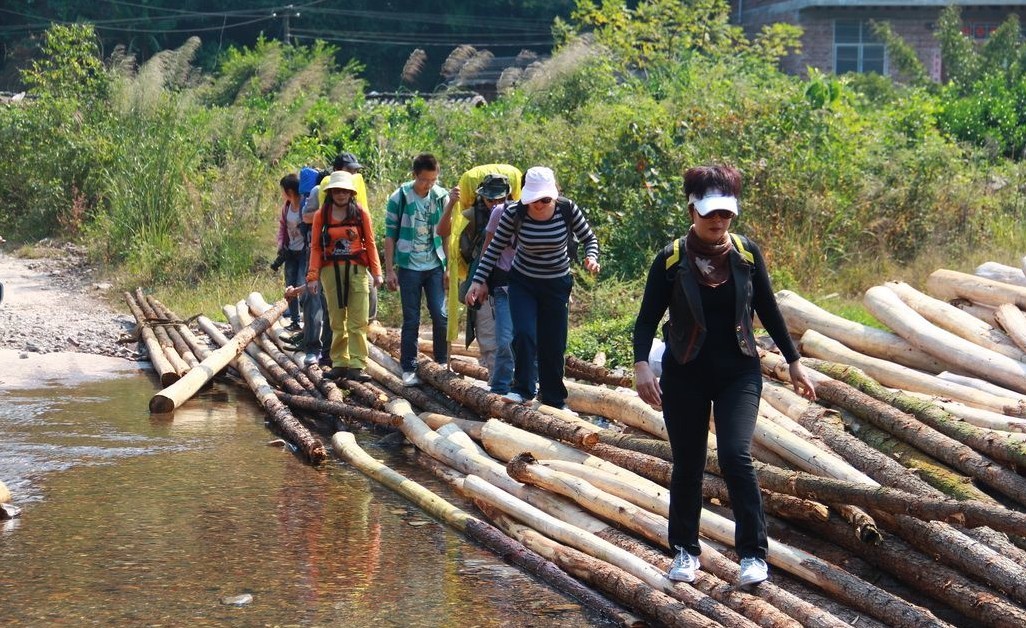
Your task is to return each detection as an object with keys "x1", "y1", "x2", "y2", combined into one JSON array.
[
  {"x1": 419, "y1": 338, "x2": 479, "y2": 358},
  {"x1": 951, "y1": 299, "x2": 1000, "y2": 326},
  {"x1": 865, "y1": 285, "x2": 1026, "y2": 394},
  {"x1": 800, "y1": 329, "x2": 1026, "y2": 417},
  {"x1": 486, "y1": 425, "x2": 948, "y2": 628},
  {"x1": 798, "y1": 513, "x2": 1026, "y2": 628},
  {"x1": 419, "y1": 412, "x2": 485, "y2": 440},
  {"x1": 196, "y1": 315, "x2": 327, "y2": 463},
  {"x1": 976, "y1": 261, "x2": 1026, "y2": 287},
  {"x1": 886, "y1": 281, "x2": 1026, "y2": 362},
  {"x1": 775, "y1": 289, "x2": 946, "y2": 373},
  {"x1": 233, "y1": 301, "x2": 321, "y2": 397},
  {"x1": 137, "y1": 292, "x2": 200, "y2": 369},
  {"x1": 124, "y1": 291, "x2": 179, "y2": 386},
  {"x1": 448, "y1": 358, "x2": 489, "y2": 382},
  {"x1": 329, "y1": 433, "x2": 643, "y2": 628},
  {"x1": 276, "y1": 392, "x2": 400, "y2": 429},
  {"x1": 224, "y1": 303, "x2": 307, "y2": 397},
  {"x1": 149, "y1": 298, "x2": 289, "y2": 414},
  {"x1": 936, "y1": 370, "x2": 1026, "y2": 401},
  {"x1": 595, "y1": 430, "x2": 672, "y2": 462},
  {"x1": 130, "y1": 288, "x2": 191, "y2": 377},
  {"x1": 484, "y1": 512, "x2": 702, "y2": 628},
  {"x1": 764, "y1": 352, "x2": 1026, "y2": 507},
  {"x1": 370, "y1": 331, "x2": 598, "y2": 448},
  {"x1": 146, "y1": 297, "x2": 212, "y2": 361},
  {"x1": 900, "y1": 391, "x2": 1026, "y2": 434},
  {"x1": 462, "y1": 475, "x2": 754, "y2": 628},
  {"x1": 996, "y1": 303, "x2": 1026, "y2": 354},
  {"x1": 755, "y1": 403, "x2": 881, "y2": 543},
  {"x1": 927, "y1": 268, "x2": 1026, "y2": 309},
  {"x1": 810, "y1": 358, "x2": 1026, "y2": 471},
  {"x1": 565, "y1": 381, "x2": 667, "y2": 439},
  {"x1": 565, "y1": 356, "x2": 633, "y2": 388}
]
